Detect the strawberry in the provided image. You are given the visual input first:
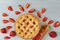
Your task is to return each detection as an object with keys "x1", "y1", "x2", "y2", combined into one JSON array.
[
  {"x1": 2, "y1": 13, "x2": 8, "y2": 17},
  {"x1": 10, "y1": 31, "x2": 16, "y2": 37},
  {"x1": 48, "y1": 20, "x2": 54, "y2": 24},
  {"x1": 41, "y1": 8, "x2": 46, "y2": 14},
  {"x1": 43, "y1": 17, "x2": 48, "y2": 22},
  {"x1": 3, "y1": 20, "x2": 9, "y2": 23},
  {"x1": 19, "y1": 5, "x2": 24, "y2": 11},
  {"x1": 9, "y1": 18, "x2": 15, "y2": 23},
  {"x1": 54, "y1": 21, "x2": 60, "y2": 28},
  {"x1": 6, "y1": 26, "x2": 12, "y2": 30},
  {"x1": 28, "y1": 8, "x2": 35, "y2": 13},
  {"x1": 49, "y1": 31, "x2": 57, "y2": 38},
  {"x1": 4, "y1": 36, "x2": 10, "y2": 39},
  {"x1": 33, "y1": 33, "x2": 41, "y2": 40},
  {"x1": 37, "y1": 11, "x2": 41, "y2": 18},
  {"x1": 8, "y1": 6, "x2": 13, "y2": 11},
  {"x1": 25, "y1": 3, "x2": 30, "y2": 9},
  {"x1": 1, "y1": 28, "x2": 7, "y2": 33},
  {"x1": 15, "y1": 11, "x2": 21, "y2": 15}
]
